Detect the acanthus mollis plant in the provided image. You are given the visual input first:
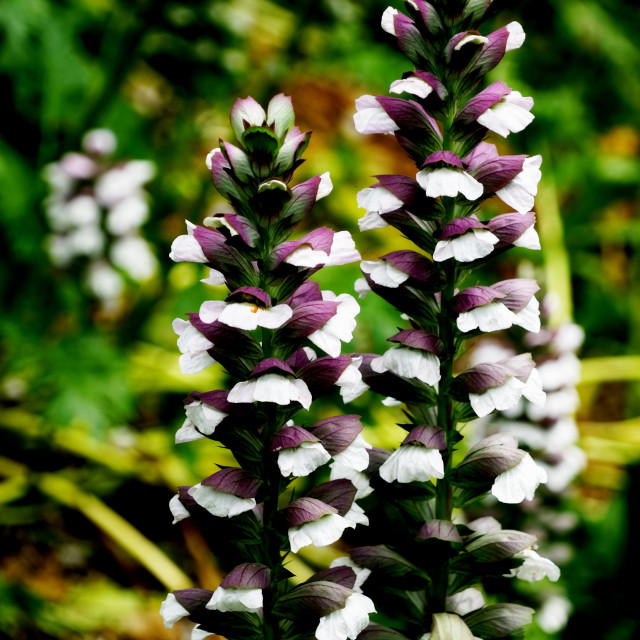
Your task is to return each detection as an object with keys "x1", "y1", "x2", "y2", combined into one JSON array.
[
  {"x1": 43, "y1": 129, "x2": 157, "y2": 309},
  {"x1": 159, "y1": 94, "x2": 375, "y2": 640},
  {"x1": 467, "y1": 299, "x2": 586, "y2": 635},
  {"x1": 348, "y1": 2, "x2": 560, "y2": 638}
]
